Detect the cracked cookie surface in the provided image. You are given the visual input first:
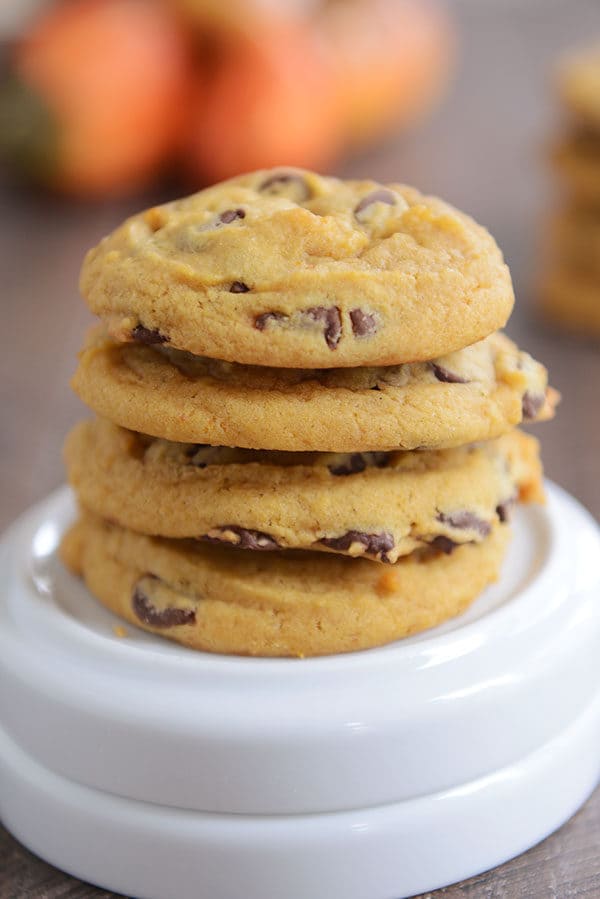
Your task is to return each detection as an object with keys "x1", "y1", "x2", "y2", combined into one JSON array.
[
  {"x1": 66, "y1": 418, "x2": 543, "y2": 564},
  {"x1": 80, "y1": 168, "x2": 514, "y2": 368},
  {"x1": 60, "y1": 511, "x2": 511, "y2": 657},
  {"x1": 72, "y1": 327, "x2": 557, "y2": 451}
]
